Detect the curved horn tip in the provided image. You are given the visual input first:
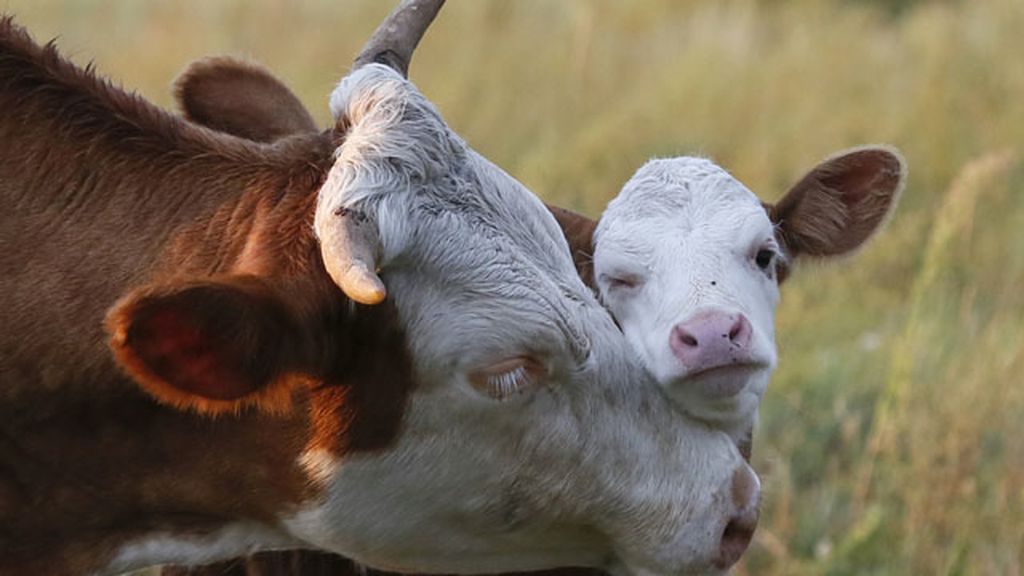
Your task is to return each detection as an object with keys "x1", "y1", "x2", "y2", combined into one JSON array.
[{"x1": 335, "y1": 261, "x2": 387, "y2": 305}]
